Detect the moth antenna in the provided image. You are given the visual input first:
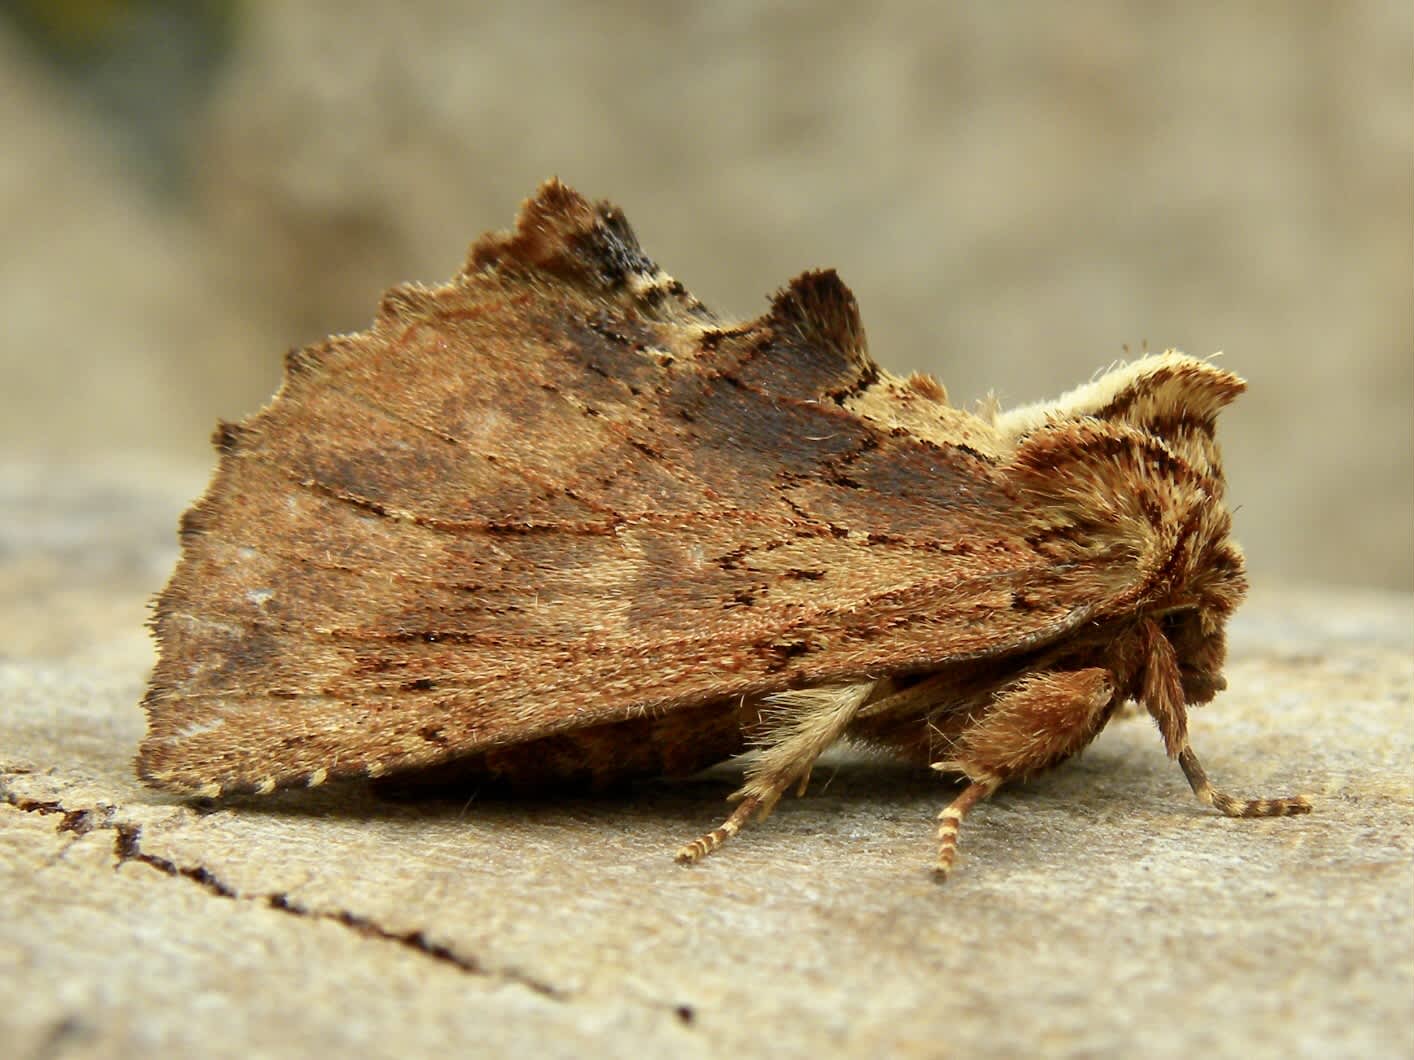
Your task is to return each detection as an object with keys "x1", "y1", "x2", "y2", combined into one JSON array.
[
  {"x1": 1176, "y1": 745, "x2": 1312, "y2": 818},
  {"x1": 932, "y1": 774, "x2": 1001, "y2": 879}
]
